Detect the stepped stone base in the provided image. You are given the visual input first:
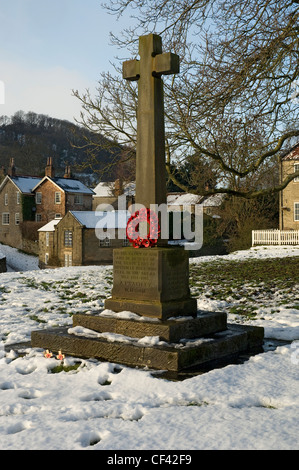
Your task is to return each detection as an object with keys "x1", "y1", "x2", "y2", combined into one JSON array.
[
  {"x1": 30, "y1": 249, "x2": 264, "y2": 373},
  {"x1": 72, "y1": 311, "x2": 227, "y2": 342},
  {"x1": 31, "y1": 312, "x2": 264, "y2": 372}
]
